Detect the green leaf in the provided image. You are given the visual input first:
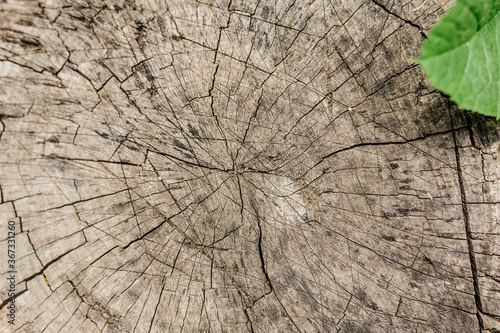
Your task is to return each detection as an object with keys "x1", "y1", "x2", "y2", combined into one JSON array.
[{"x1": 417, "y1": 0, "x2": 500, "y2": 118}]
